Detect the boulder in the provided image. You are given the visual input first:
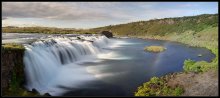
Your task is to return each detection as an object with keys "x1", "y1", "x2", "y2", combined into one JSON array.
[{"x1": 100, "y1": 31, "x2": 113, "y2": 38}]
